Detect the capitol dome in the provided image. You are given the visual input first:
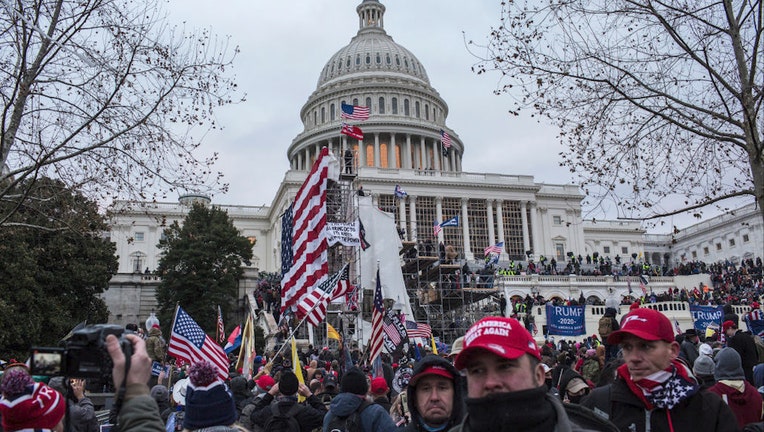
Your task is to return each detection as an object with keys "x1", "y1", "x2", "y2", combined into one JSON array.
[{"x1": 288, "y1": 0, "x2": 463, "y2": 174}]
